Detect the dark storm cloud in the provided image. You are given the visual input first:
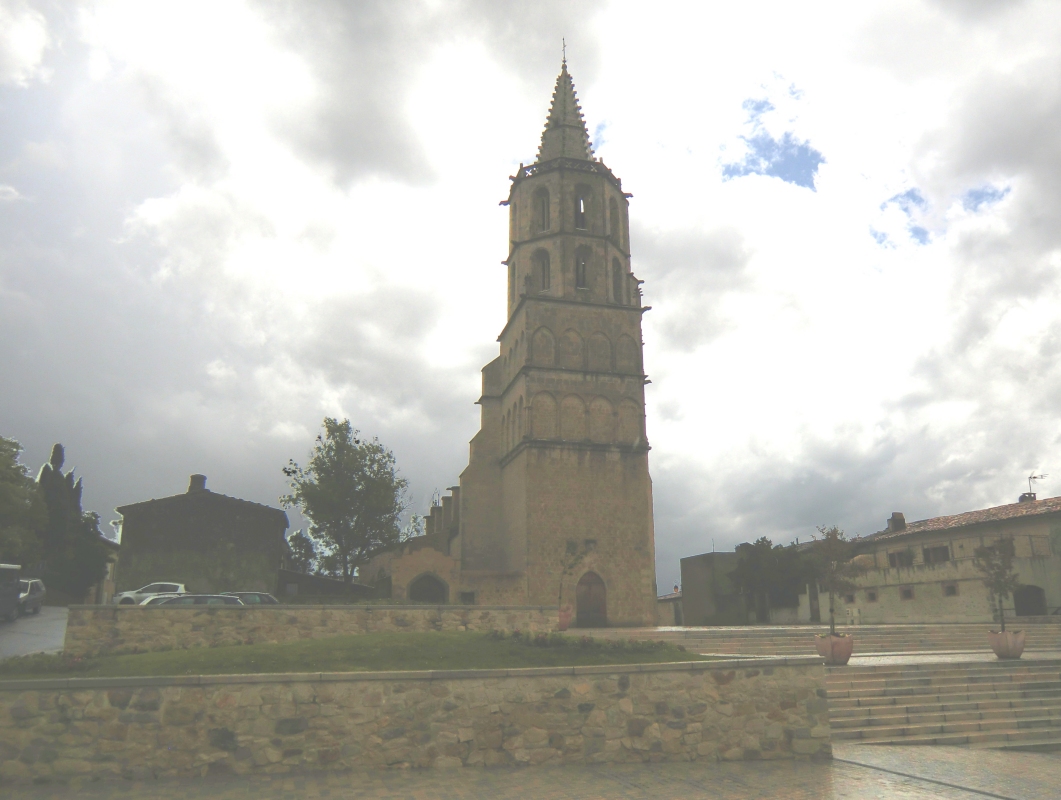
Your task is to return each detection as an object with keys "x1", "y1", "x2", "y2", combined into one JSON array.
[
  {"x1": 634, "y1": 224, "x2": 752, "y2": 352},
  {"x1": 2, "y1": 0, "x2": 577, "y2": 530},
  {"x1": 256, "y1": 0, "x2": 604, "y2": 186}
]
